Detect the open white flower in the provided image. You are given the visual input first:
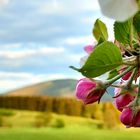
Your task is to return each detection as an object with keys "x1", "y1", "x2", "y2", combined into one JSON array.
[{"x1": 98, "y1": 0, "x2": 139, "y2": 21}]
